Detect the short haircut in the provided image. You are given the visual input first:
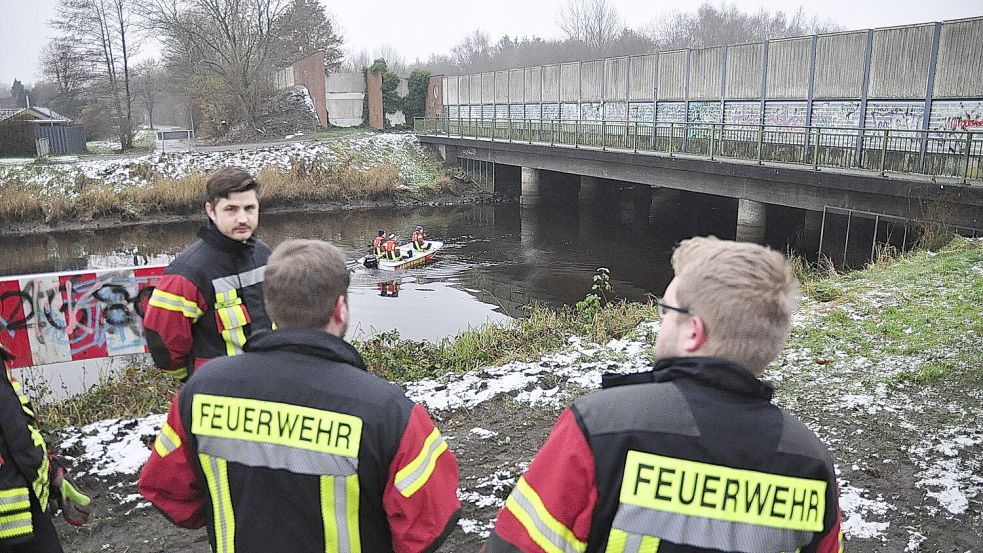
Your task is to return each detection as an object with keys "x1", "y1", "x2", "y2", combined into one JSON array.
[
  {"x1": 671, "y1": 236, "x2": 800, "y2": 375},
  {"x1": 205, "y1": 167, "x2": 261, "y2": 206},
  {"x1": 264, "y1": 239, "x2": 350, "y2": 330}
]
